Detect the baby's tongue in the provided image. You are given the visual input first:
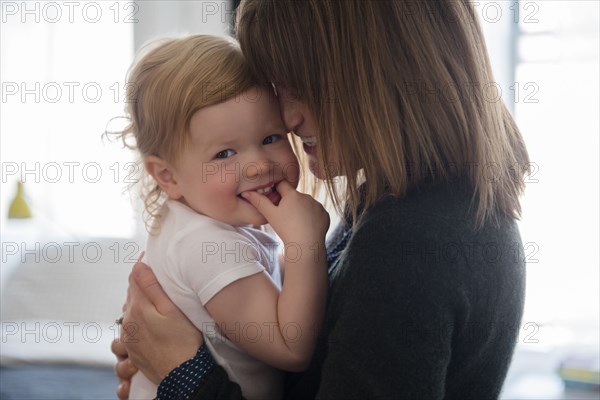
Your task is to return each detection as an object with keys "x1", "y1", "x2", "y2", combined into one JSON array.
[{"x1": 265, "y1": 188, "x2": 281, "y2": 205}]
